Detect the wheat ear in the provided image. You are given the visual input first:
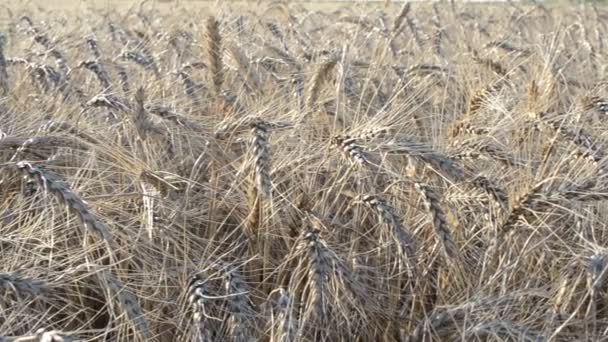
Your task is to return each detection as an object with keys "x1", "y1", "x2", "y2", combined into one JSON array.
[
  {"x1": 500, "y1": 182, "x2": 546, "y2": 234},
  {"x1": 187, "y1": 274, "x2": 214, "y2": 342},
  {"x1": 206, "y1": 16, "x2": 224, "y2": 95},
  {"x1": 78, "y1": 60, "x2": 112, "y2": 91},
  {"x1": 586, "y1": 253, "x2": 608, "y2": 326},
  {"x1": 250, "y1": 120, "x2": 272, "y2": 198},
  {"x1": 305, "y1": 58, "x2": 337, "y2": 112},
  {"x1": 0, "y1": 34, "x2": 9, "y2": 95},
  {"x1": 0, "y1": 272, "x2": 46, "y2": 297},
  {"x1": 215, "y1": 263, "x2": 254, "y2": 342},
  {"x1": 272, "y1": 288, "x2": 298, "y2": 342},
  {"x1": 133, "y1": 87, "x2": 150, "y2": 142},
  {"x1": 15, "y1": 162, "x2": 115, "y2": 249},
  {"x1": 414, "y1": 183, "x2": 459, "y2": 258},
  {"x1": 4, "y1": 328, "x2": 75, "y2": 342},
  {"x1": 331, "y1": 135, "x2": 372, "y2": 166},
  {"x1": 360, "y1": 195, "x2": 417, "y2": 268},
  {"x1": 99, "y1": 270, "x2": 151, "y2": 340},
  {"x1": 470, "y1": 175, "x2": 509, "y2": 211},
  {"x1": 392, "y1": 2, "x2": 411, "y2": 34}
]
